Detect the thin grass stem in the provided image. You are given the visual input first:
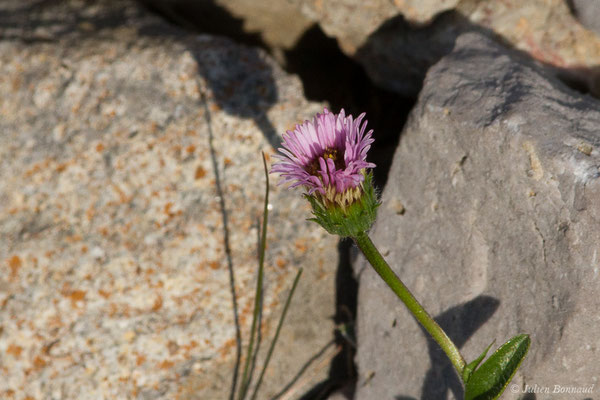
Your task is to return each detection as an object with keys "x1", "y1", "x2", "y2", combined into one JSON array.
[
  {"x1": 250, "y1": 268, "x2": 303, "y2": 400},
  {"x1": 238, "y1": 153, "x2": 270, "y2": 400}
]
